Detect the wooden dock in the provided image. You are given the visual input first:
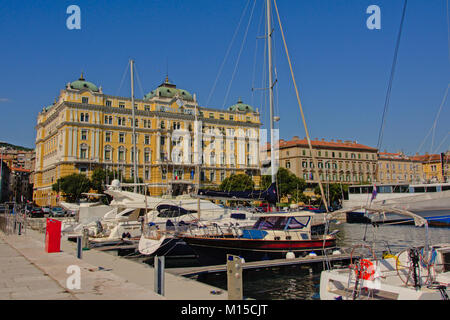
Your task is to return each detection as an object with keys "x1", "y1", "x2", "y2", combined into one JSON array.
[{"x1": 168, "y1": 251, "x2": 355, "y2": 277}]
